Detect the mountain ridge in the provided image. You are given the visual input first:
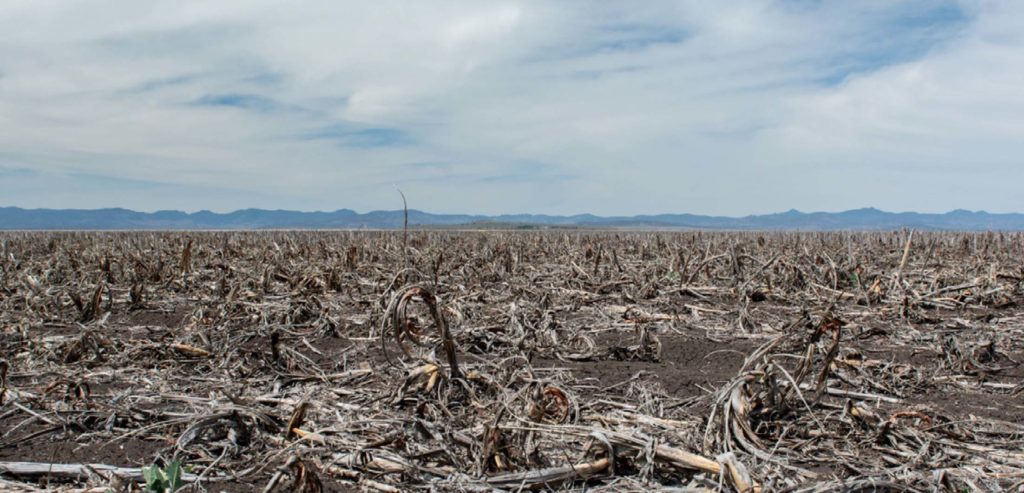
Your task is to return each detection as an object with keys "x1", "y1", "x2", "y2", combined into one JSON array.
[{"x1": 1, "y1": 206, "x2": 1023, "y2": 230}]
